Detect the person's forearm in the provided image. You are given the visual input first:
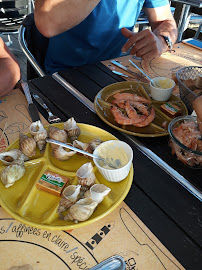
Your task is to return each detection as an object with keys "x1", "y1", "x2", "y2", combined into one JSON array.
[
  {"x1": 152, "y1": 19, "x2": 178, "y2": 50},
  {"x1": 0, "y1": 58, "x2": 21, "y2": 97},
  {"x1": 35, "y1": 0, "x2": 101, "y2": 38},
  {"x1": 121, "y1": 5, "x2": 177, "y2": 62},
  {"x1": 0, "y1": 39, "x2": 21, "y2": 97},
  {"x1": 144, "y1": 5, "x2": 178, "y2": 52}
]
